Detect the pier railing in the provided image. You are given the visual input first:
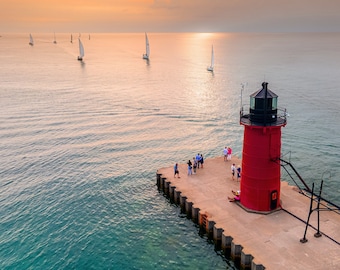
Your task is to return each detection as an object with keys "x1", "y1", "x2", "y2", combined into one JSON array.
[
  {"x1": 275, "y1": 157, "x2": 340, "y2": 213},
  {"x1": 272, "y1": 157, "x2": 340, "y2": 246}
]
